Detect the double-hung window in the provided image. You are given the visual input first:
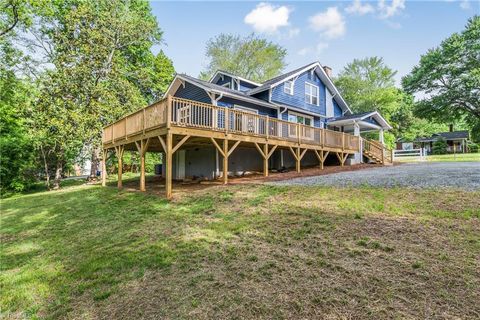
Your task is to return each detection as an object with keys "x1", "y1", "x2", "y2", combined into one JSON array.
[
  {"x1": 305, "y1": 83, "x2": 319, "y2": 105},
  {"x1": 284, "y1": 80, "x2": 294, "y2": 95}
]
